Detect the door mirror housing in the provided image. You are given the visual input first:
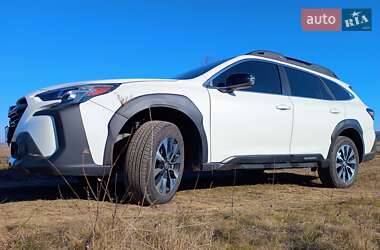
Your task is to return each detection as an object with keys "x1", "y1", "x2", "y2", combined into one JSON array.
[{"x1": 216, "y1": 73, "x2": 255, "y2": 93}]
